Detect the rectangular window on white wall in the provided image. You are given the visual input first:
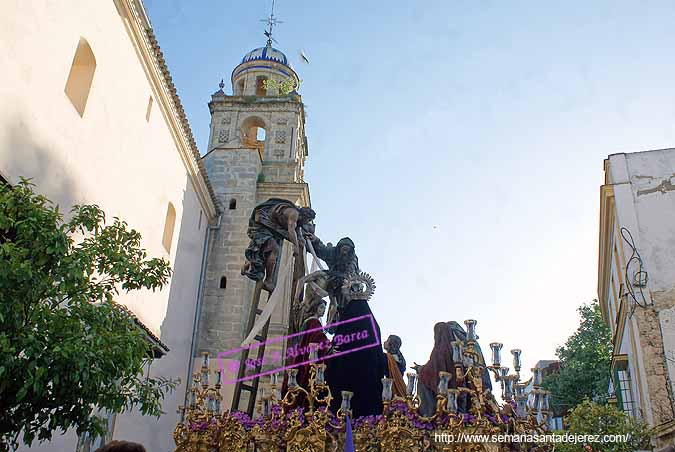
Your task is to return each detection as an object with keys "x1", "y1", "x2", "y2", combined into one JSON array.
[{"x1": 614, "y1": 359, "x2": 637, "y2": 418}]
